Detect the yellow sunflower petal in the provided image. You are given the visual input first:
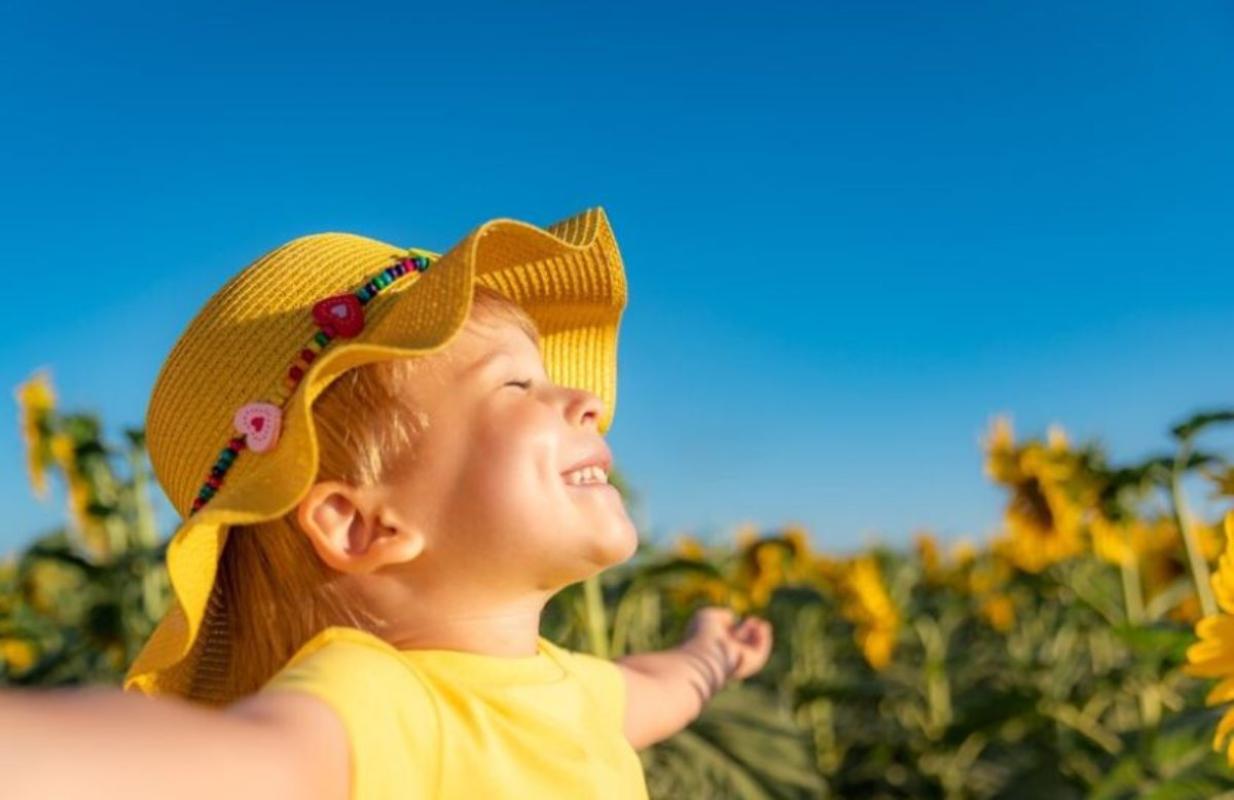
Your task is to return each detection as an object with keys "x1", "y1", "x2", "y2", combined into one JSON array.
[{"x1": 1208, "y1": 677, "x2": 1234, "y2": 706}]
